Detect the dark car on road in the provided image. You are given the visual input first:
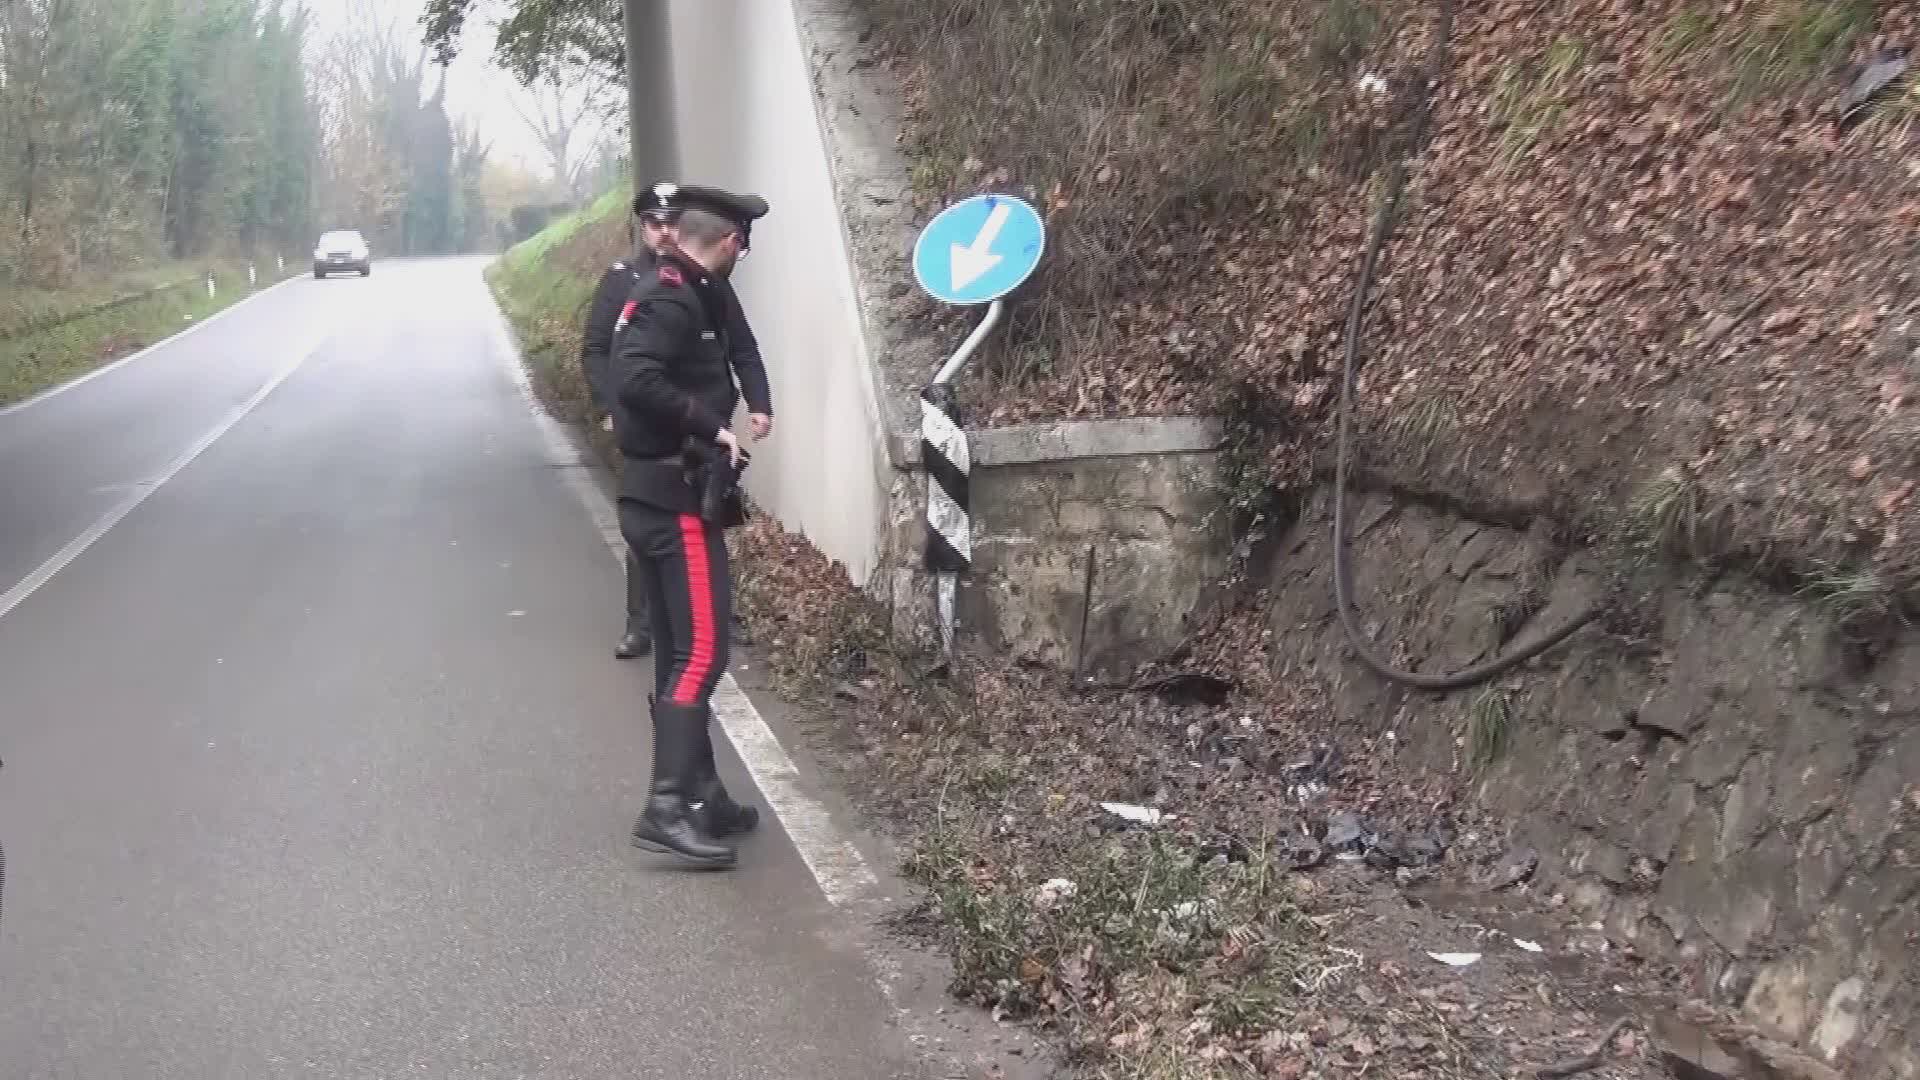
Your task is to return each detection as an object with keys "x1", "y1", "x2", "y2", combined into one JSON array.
[{"x1": 313, "y1": 230, "x2": 372, "y2": 278}]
